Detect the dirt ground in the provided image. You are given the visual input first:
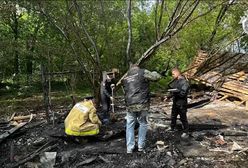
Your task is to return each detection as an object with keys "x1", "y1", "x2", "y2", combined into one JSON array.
[{"x1": 1, "y1": 96, "x2": 248, "y2": 168}]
